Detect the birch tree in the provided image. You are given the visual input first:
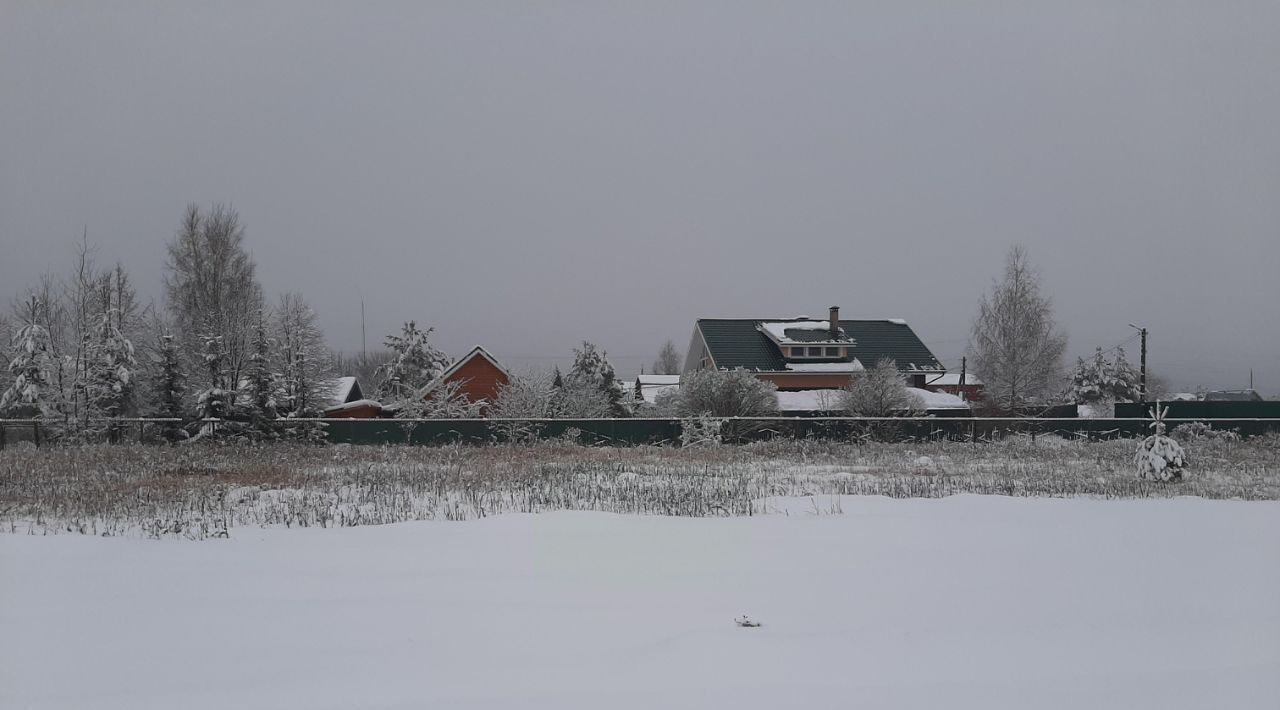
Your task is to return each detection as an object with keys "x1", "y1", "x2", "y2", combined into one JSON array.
[
  {"x1": 163, "y1": 203, "x2": 264, "y2": 398},
  {"x1": 968, "y1": 245, "x2": 1068, "y2": 409}
]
